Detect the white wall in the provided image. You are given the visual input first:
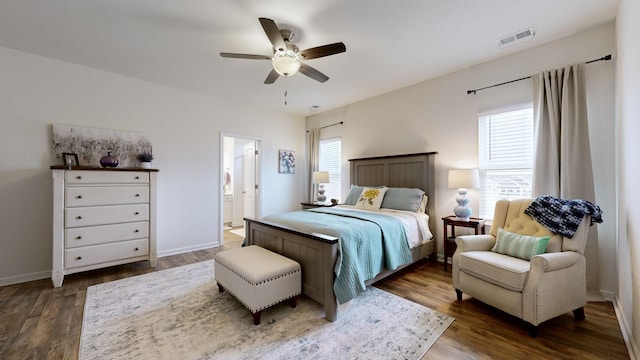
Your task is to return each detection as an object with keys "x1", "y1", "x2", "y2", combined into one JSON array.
[
  {"x1": 307, "y1": 23, "x2": 617, "y2": 296},
  {"x1": 0, "y1": 46, "x2": 305, "y2": 285},
  {"x1": 616, "y1": 0, "x2": 640, "y2": 357}
]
